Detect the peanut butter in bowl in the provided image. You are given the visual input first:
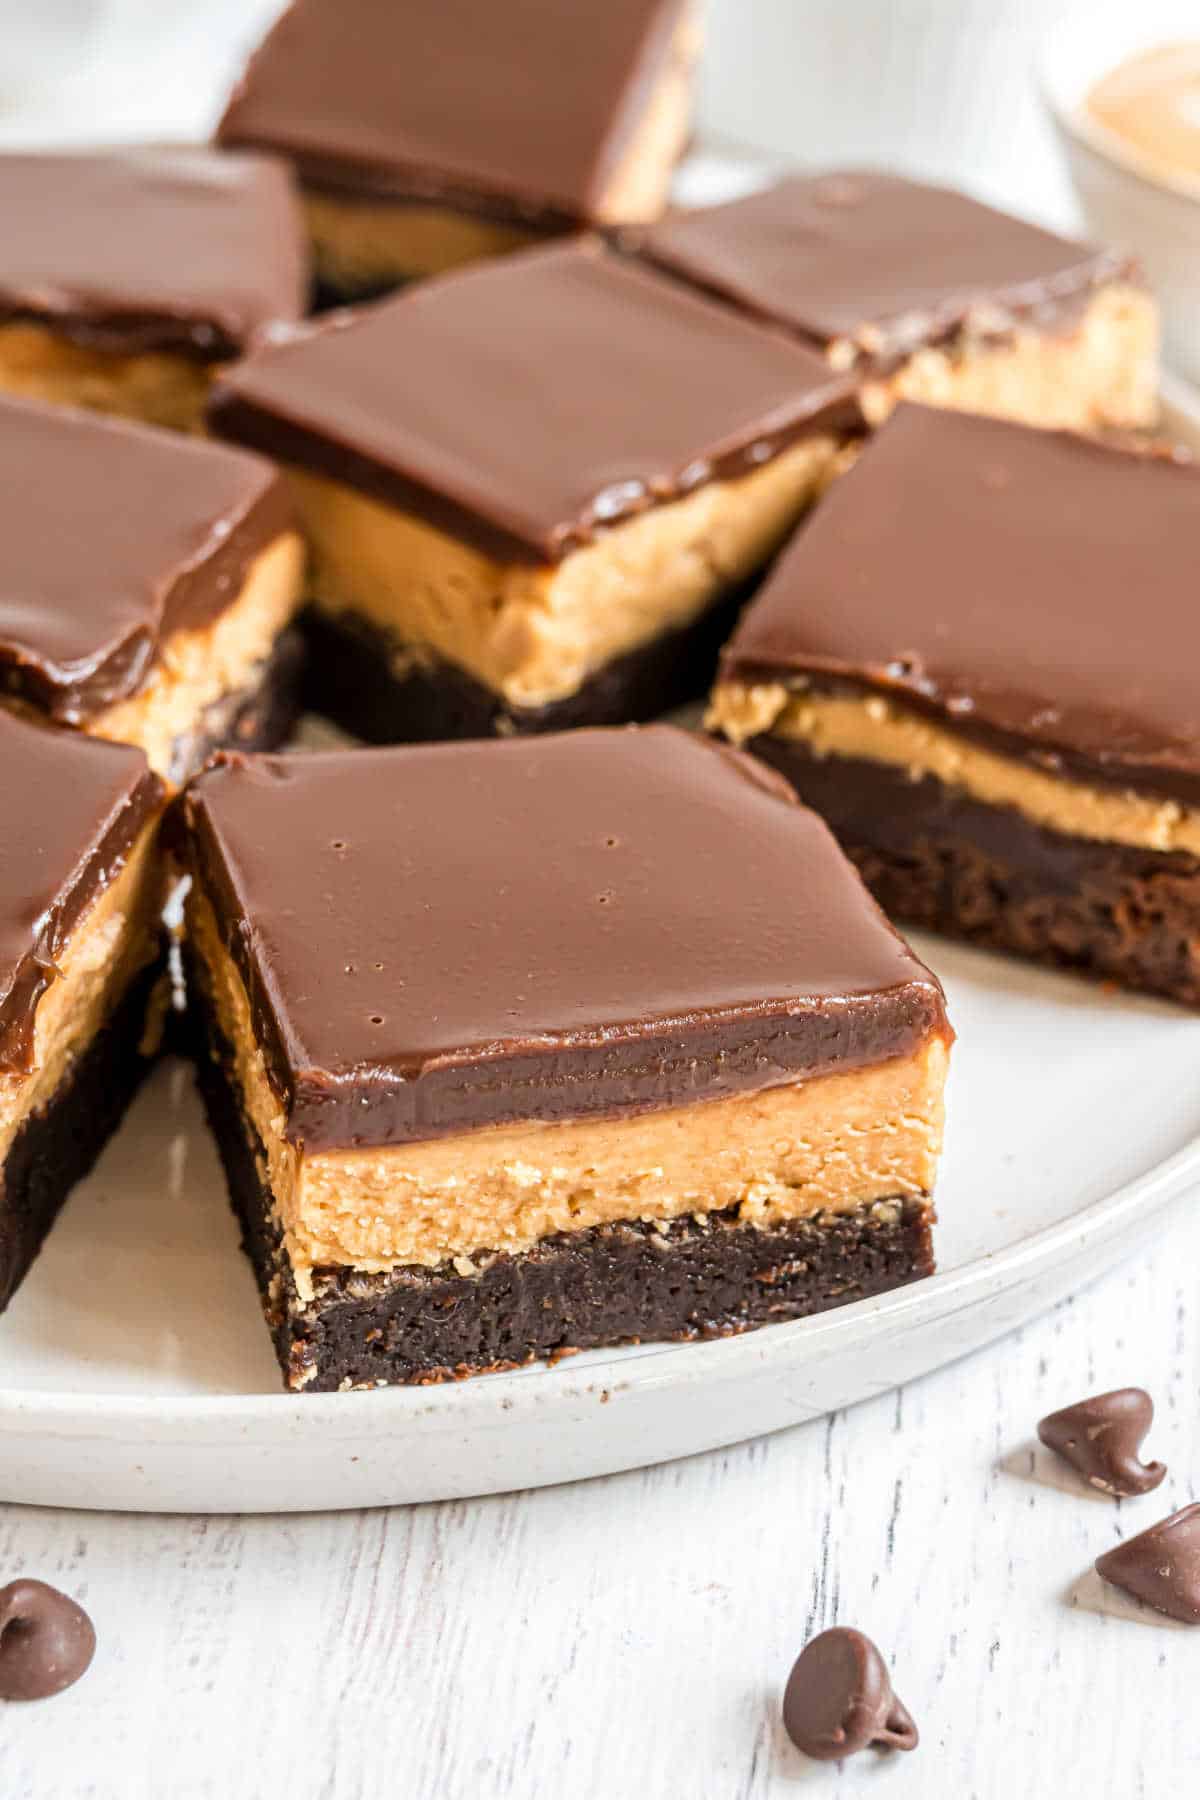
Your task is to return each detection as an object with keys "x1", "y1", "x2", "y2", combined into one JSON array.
[{"x1": 1088, "y1": 42, "x2": 1200, "y2": 188}]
